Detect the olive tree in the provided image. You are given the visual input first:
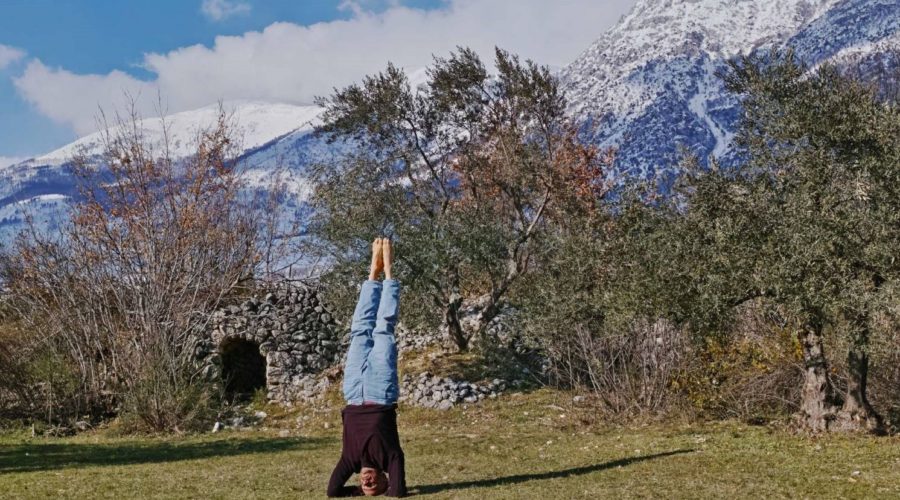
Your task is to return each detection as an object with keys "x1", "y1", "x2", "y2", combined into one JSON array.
[
  {"x1": 309, "y1": 47, "x2": 608, "y2": 351},
  {"x1": 676, "y1": 50, "x2": 900, "y2": 432}
]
